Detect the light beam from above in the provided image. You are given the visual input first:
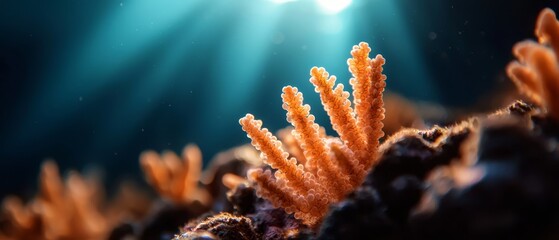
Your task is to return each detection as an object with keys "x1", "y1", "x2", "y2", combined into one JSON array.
[
  {"x1": 316, "y1": 0, "x2": 352, "y2": 15},
  {"x1": 269, "y1": 0, "x2": 299, "y2": 4}
]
